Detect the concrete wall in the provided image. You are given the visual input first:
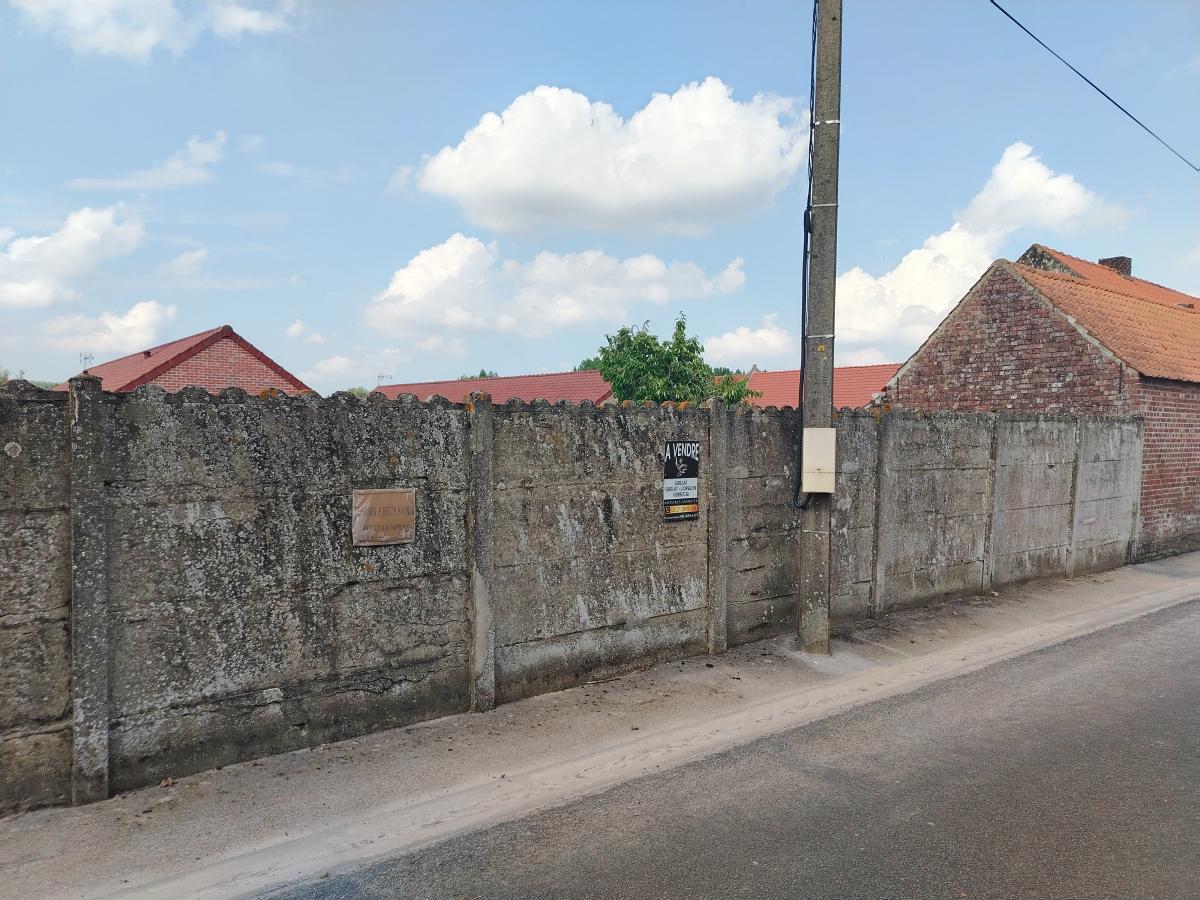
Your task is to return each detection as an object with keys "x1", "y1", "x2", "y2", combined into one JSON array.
[
  {"x1": 714, "y1": 405, "x2": 803, "y2": 646},
  {"x1": 99, "y1": 385, "x2": 473, "y2": 793},
  {"x1": 489, "y1": 400, "x2": 711, "y2": 702},
  {"x1": 0, "y1": 383, "x2": 72, "y2": 812},
  {"x1": 0, "y1": 379, "x2": 1144, "y2": 813},
  {"x1": 830, "y1": 410, "x2": 1143, "y2": 627}
]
